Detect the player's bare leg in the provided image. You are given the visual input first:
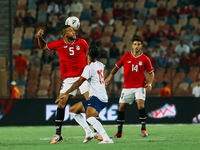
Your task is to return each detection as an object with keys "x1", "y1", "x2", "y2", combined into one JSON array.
[
  {"x1": 137, "y1": 99, "x2": 148, "y2": 137},
  {"x1": 111, "y1": 103, "x2": 129, "y2": 138},
  {"x1": 86, "y1": 107, "x2": 113, "y2": 144},
  {"x1": 50, "y1": 94, "x2": 73, "y2": 144},
  {"x1": 83, "y1": 91, "x2": 89, "y2": 100}
]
